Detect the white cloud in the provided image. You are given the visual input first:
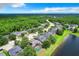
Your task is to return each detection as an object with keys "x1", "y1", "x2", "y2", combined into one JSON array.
[
  {"x1": 0, "y1": 3, "x2": 25, "y2": 10},
  {"x1": 29, "y1": 7, "x2": 79, "y2": 13},
  {"x1": 11, "y1": 3, "x2": 25, "y2": 8}
]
